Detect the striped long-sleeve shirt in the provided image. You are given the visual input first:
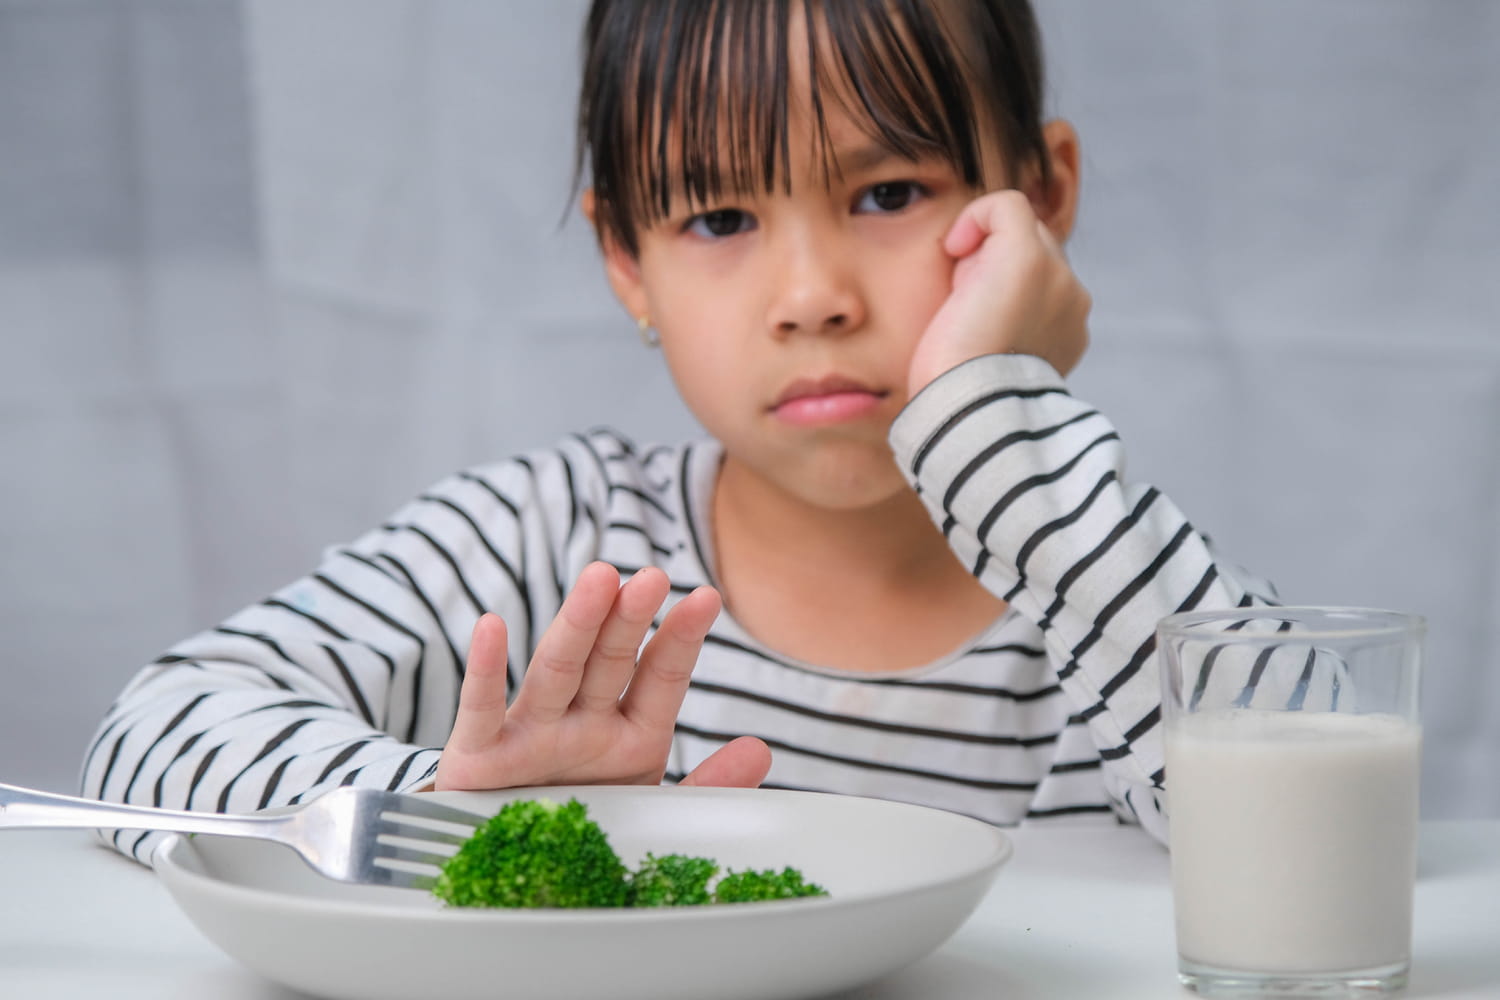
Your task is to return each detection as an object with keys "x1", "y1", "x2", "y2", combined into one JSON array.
[{"x1": 81, "y1": 355, "x2": 1274, "y2": 863}]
